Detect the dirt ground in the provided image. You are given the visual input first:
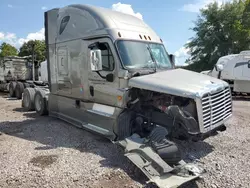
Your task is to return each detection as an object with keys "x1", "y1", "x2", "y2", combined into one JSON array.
[{"x1": 0, "y1": 93, "x2": 250, "y2": 188}]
